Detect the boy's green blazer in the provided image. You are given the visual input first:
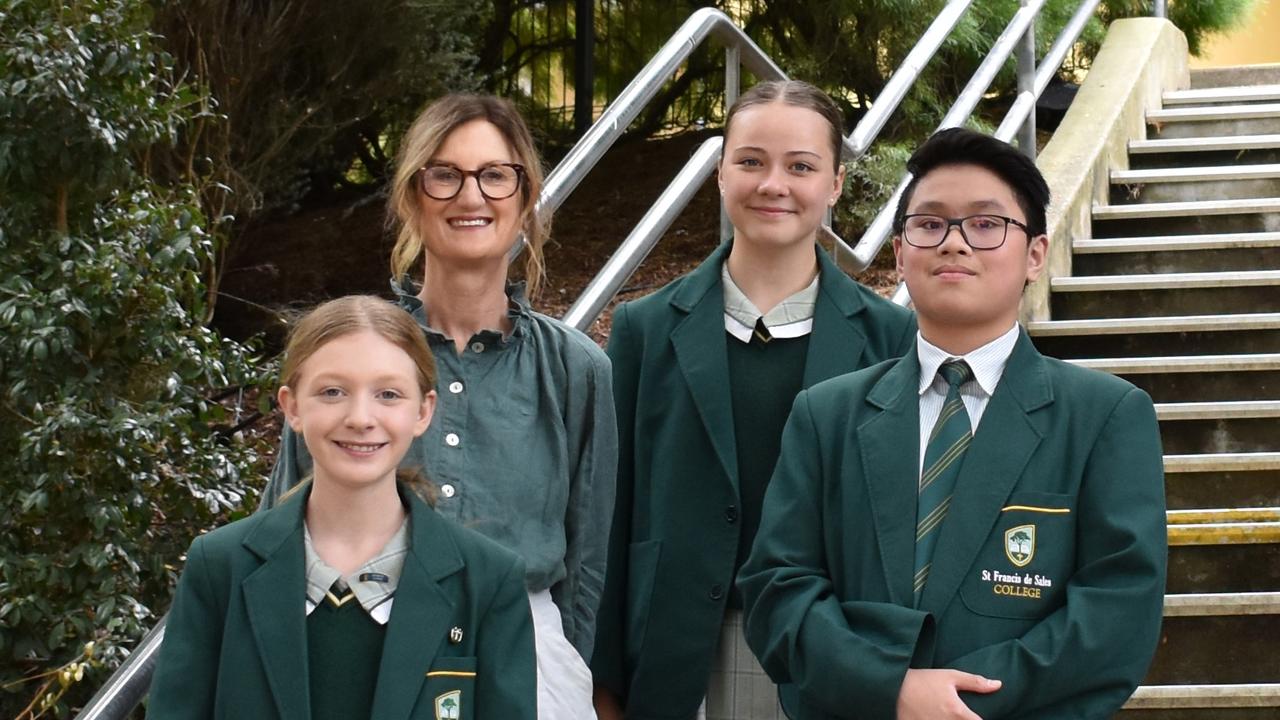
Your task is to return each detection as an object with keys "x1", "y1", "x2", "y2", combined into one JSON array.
[
  {"x1": 591, "y1": 242, "x2": 916, "y2": 718},
  {"x1": 738, "y1": 330, "x2": 1168, "y2": 720},
  {"x1": 148, "y1": 485, "x2": 537, "y2": 720}
]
